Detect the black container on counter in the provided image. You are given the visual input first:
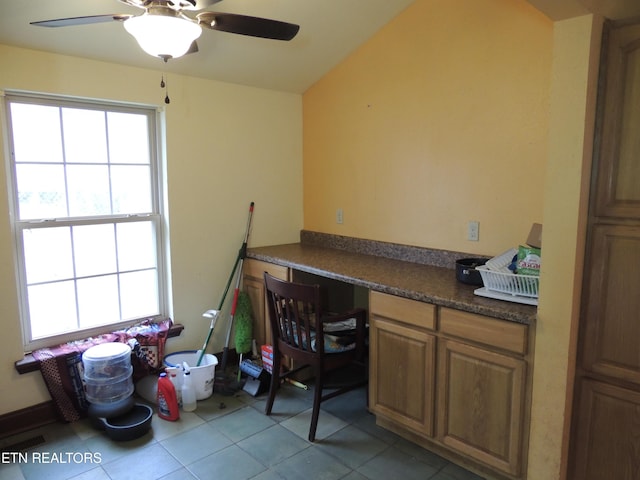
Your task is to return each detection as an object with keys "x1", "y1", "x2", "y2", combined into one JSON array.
[{"x1": 455, "y1": 258, "x2": 490, "y2": 286}]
